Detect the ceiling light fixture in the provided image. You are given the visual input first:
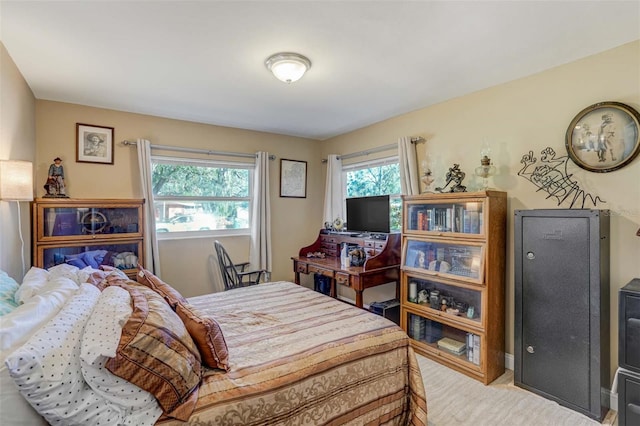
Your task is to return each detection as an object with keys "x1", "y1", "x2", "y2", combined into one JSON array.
[{"x1": 265, "y1": 52, "x2": 311, "y2": 84}]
